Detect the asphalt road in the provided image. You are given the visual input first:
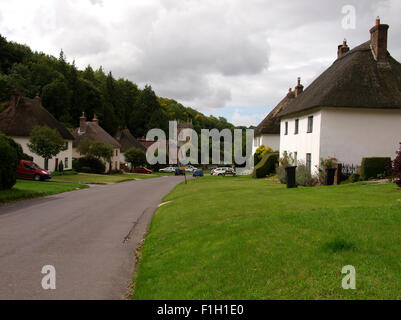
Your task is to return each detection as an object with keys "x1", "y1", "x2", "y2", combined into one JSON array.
[{"x1": 0, "y1": 176, "x2": 185, "y2": 300}]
